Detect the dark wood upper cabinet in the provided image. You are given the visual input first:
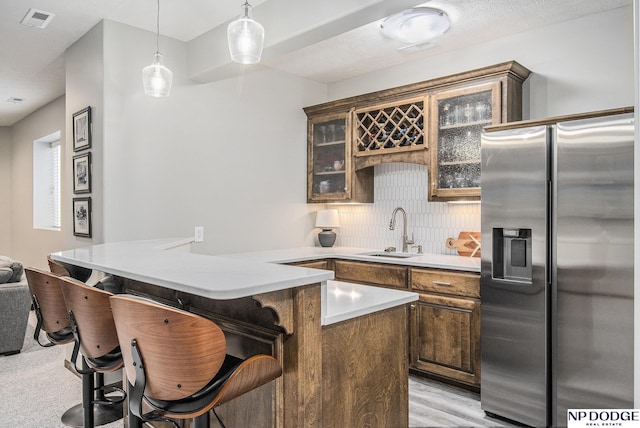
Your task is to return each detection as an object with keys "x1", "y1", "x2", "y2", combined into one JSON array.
[{"x1": 304, "y1": 61, "x2": 531, "y2": 203}]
